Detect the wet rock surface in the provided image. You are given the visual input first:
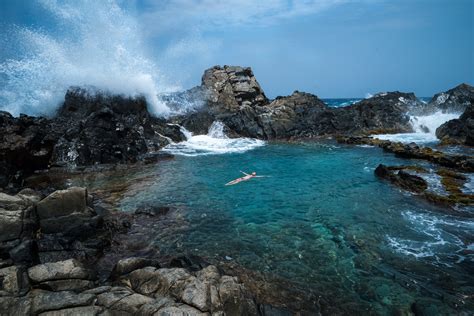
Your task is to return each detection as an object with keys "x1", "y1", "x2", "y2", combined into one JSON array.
[
  {"x1": 1, "y1": 186, "x2": 317, "y2": 315},
  {"x1": 436, "y1": 104, "x2": 474, "y2": 146},
  {"x1": 338, "y1": 136, "x2": 474, "y2": 172},
  {"x1": 189, "y1": 66, "x2": 418, "y2": 139},
  {"x1": 0, "y1": 89, "x2": 185, "y2": 191},
  {"x1": 428, "y1": 83, "x2": 474, "y2": 113}
]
